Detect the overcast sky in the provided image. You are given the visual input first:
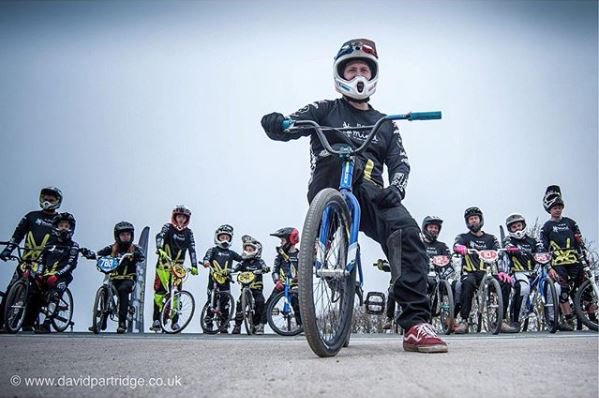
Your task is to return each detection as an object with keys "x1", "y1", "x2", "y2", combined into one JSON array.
[{"x1": 0, "y1": 0, "x2": 597, "y2": 332}]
